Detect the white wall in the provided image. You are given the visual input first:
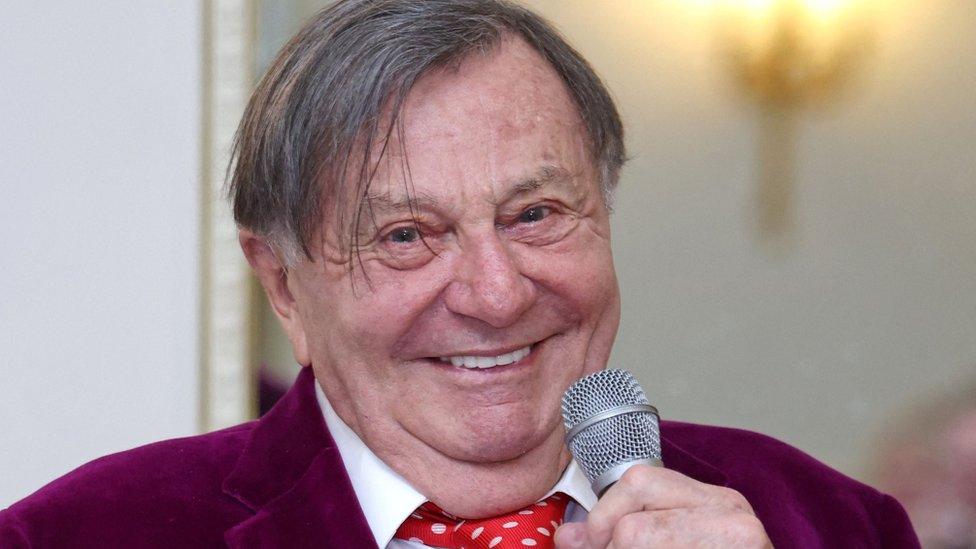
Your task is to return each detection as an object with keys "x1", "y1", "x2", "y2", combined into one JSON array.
[{"x1": 0, "y1": 3, "x2": 202, "y2": 506}]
